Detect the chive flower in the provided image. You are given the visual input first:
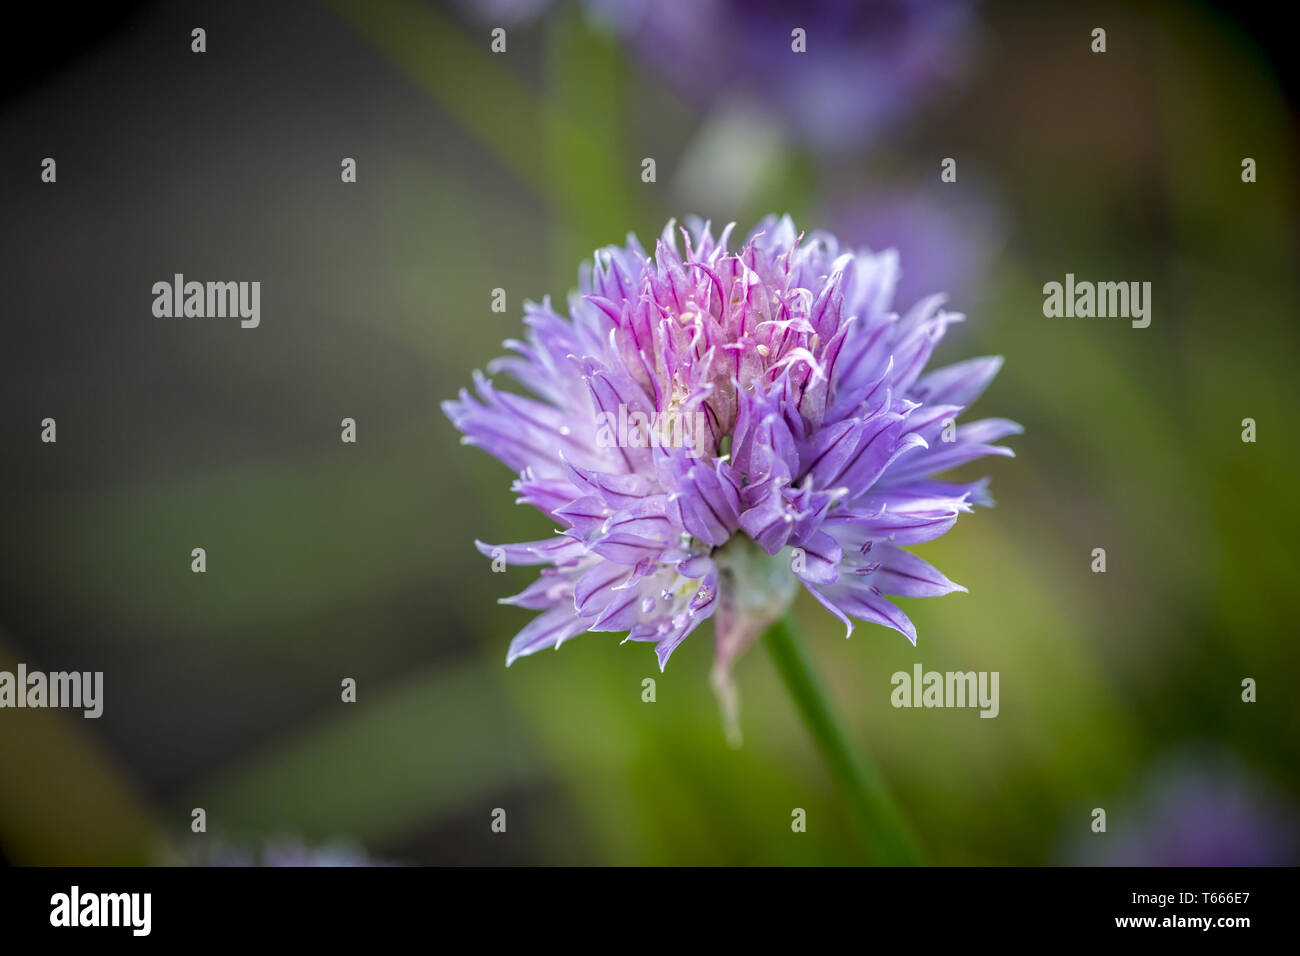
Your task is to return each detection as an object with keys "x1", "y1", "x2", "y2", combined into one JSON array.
[{"x1": 445, "y1": 216, "x2": 1017, "y2": 731}]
